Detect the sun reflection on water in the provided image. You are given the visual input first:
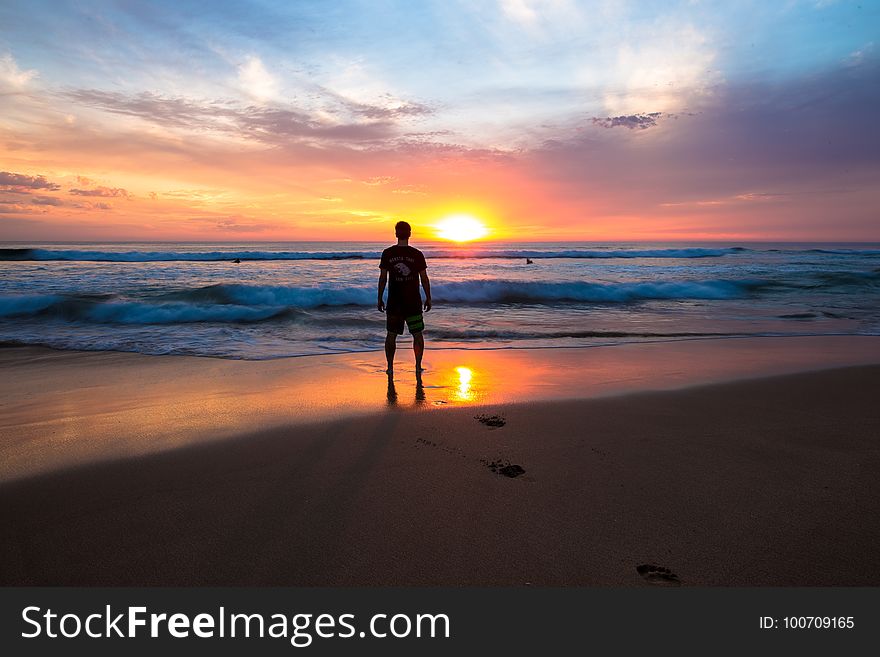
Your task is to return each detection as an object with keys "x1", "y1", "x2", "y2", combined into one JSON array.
[{"x1": 454, "y1": 366, "x2": 474, "y2": 401}]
